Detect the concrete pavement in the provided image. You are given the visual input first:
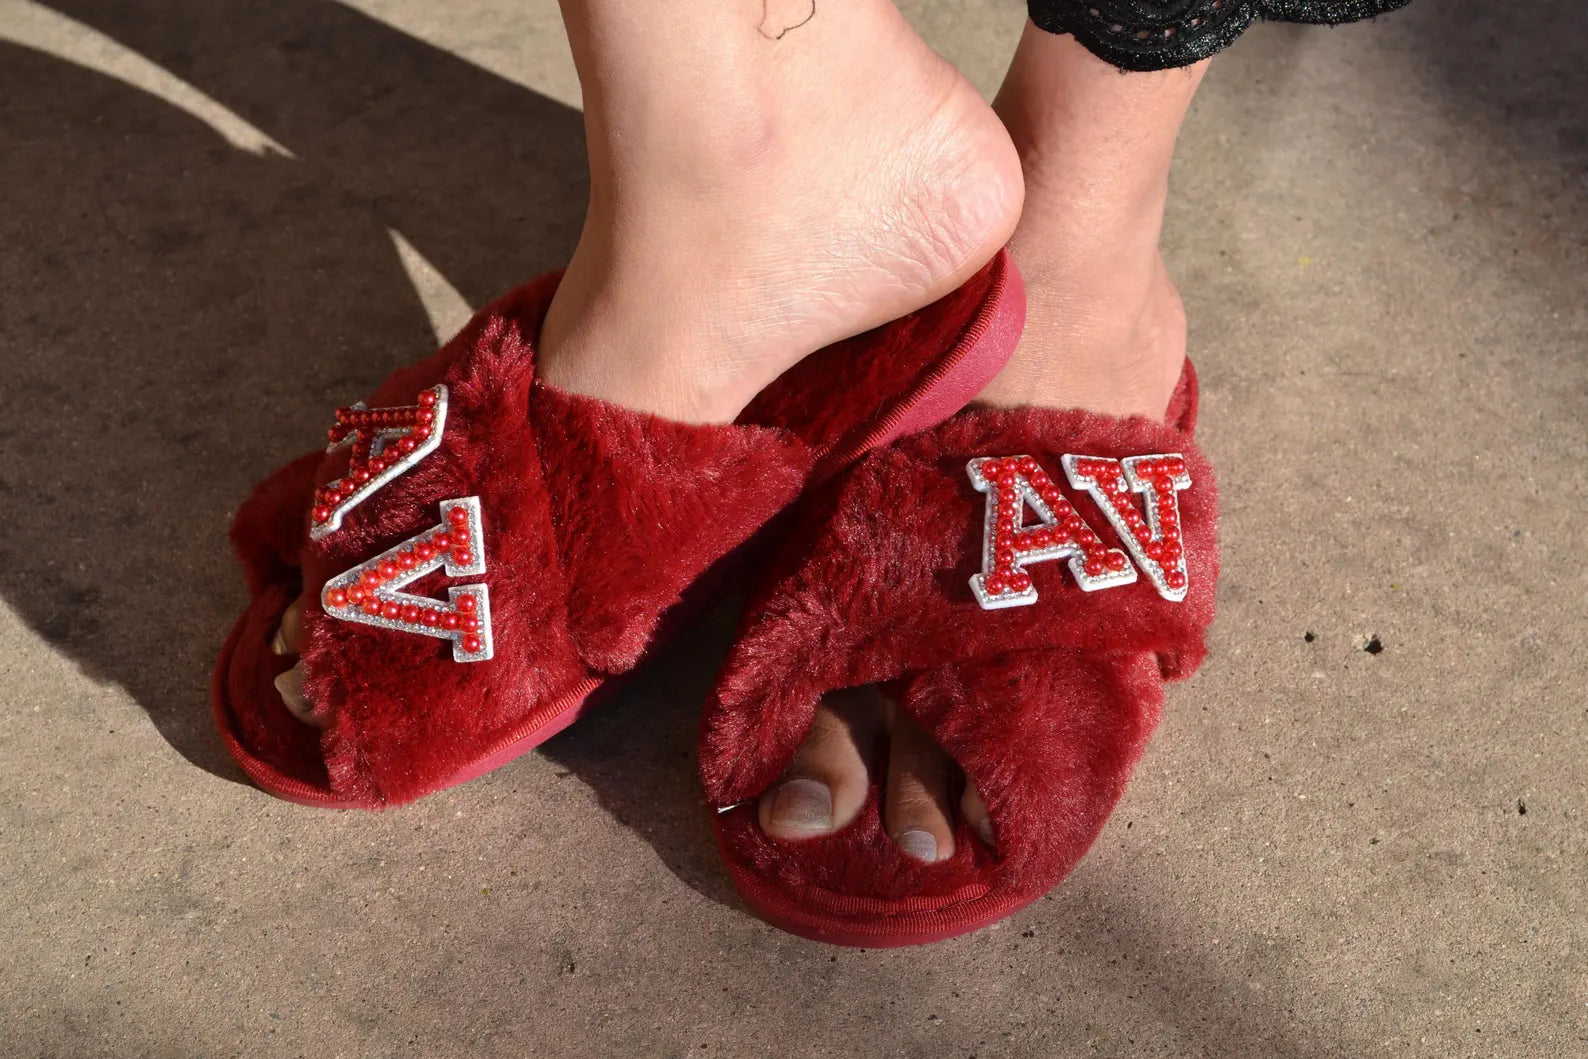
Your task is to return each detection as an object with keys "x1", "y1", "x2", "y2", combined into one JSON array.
[{"x1": 1, "y1": 1, "x2": 1583, "y2": 1055}]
